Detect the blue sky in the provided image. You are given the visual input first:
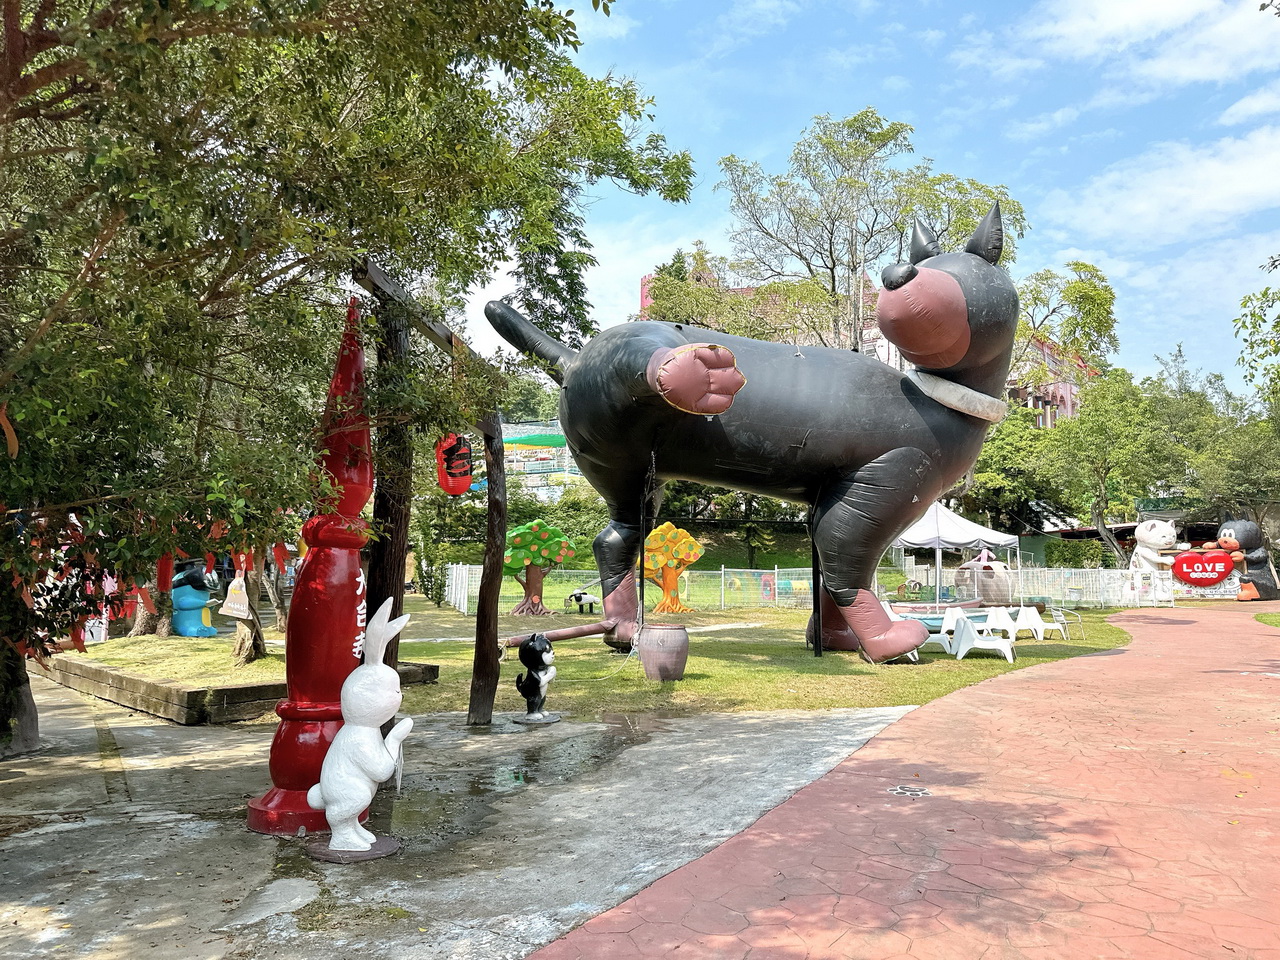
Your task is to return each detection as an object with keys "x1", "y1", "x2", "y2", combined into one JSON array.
[{"x1": 465, "y1": 0, "x2": 1280, "y2": 390}]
